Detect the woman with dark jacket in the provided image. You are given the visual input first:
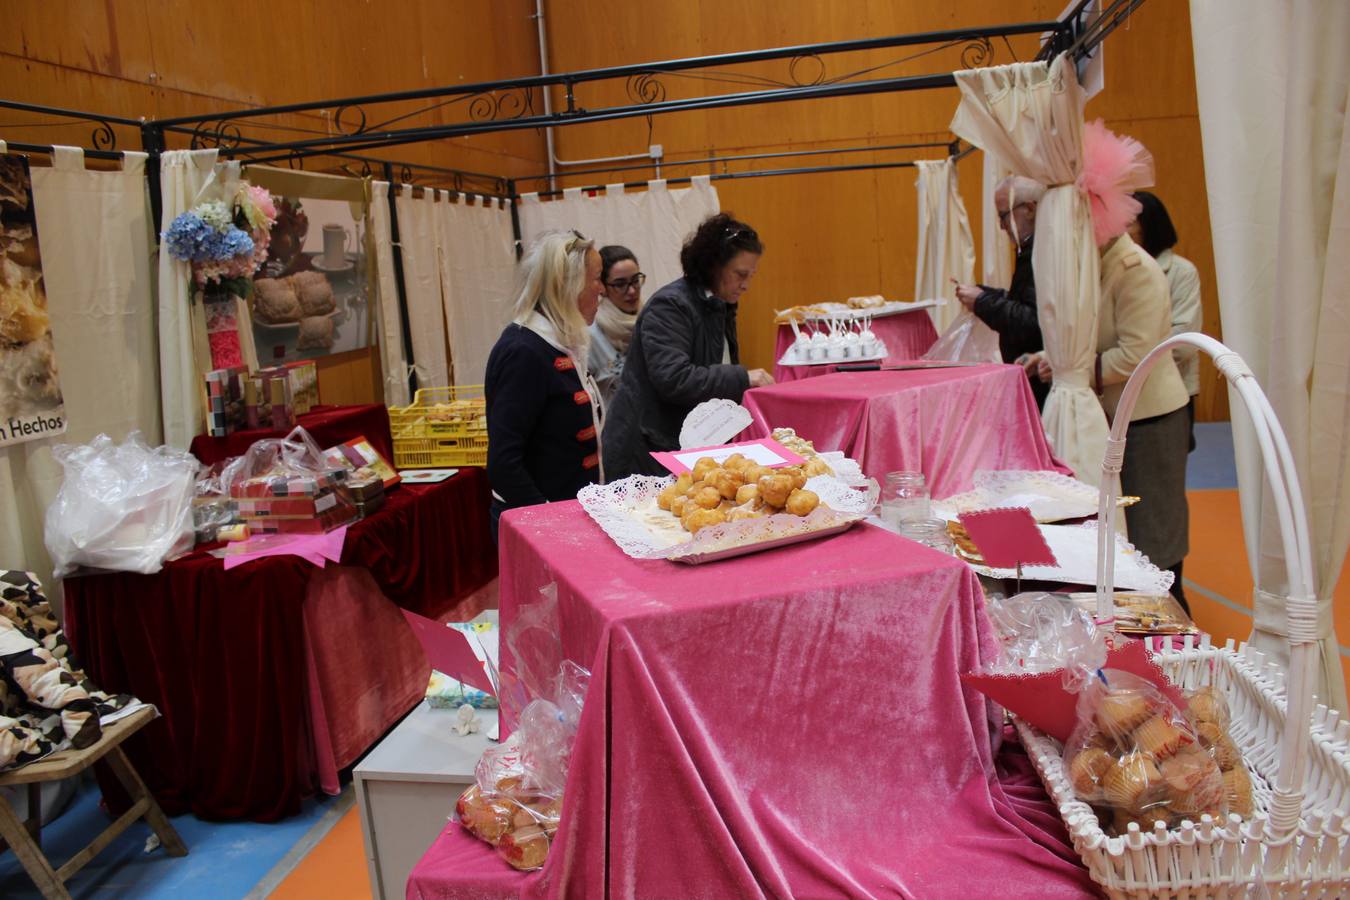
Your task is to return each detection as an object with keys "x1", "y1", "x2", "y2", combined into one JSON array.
[
  {"x1": 484, "y1": 230, "x2": 604, "y2": 541},
  {"x1": 602, "y1": 213, "x2": 775, "y2": 480}
]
